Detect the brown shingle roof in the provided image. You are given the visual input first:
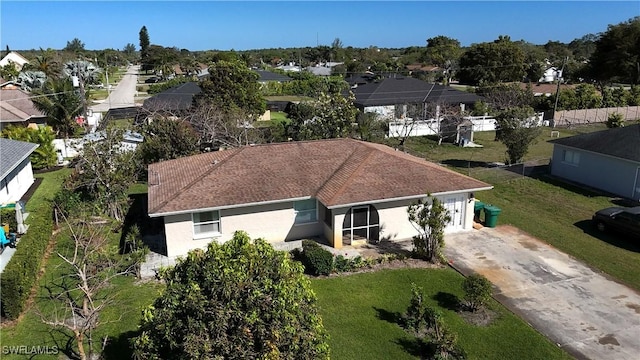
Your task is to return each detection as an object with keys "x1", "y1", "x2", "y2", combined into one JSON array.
[
  {"x1": 148, "y1": 139, "x2": 492, "y2": 215},
  {"x1": 0, "y1": 88, "x2": 46, "y2": 122}
]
